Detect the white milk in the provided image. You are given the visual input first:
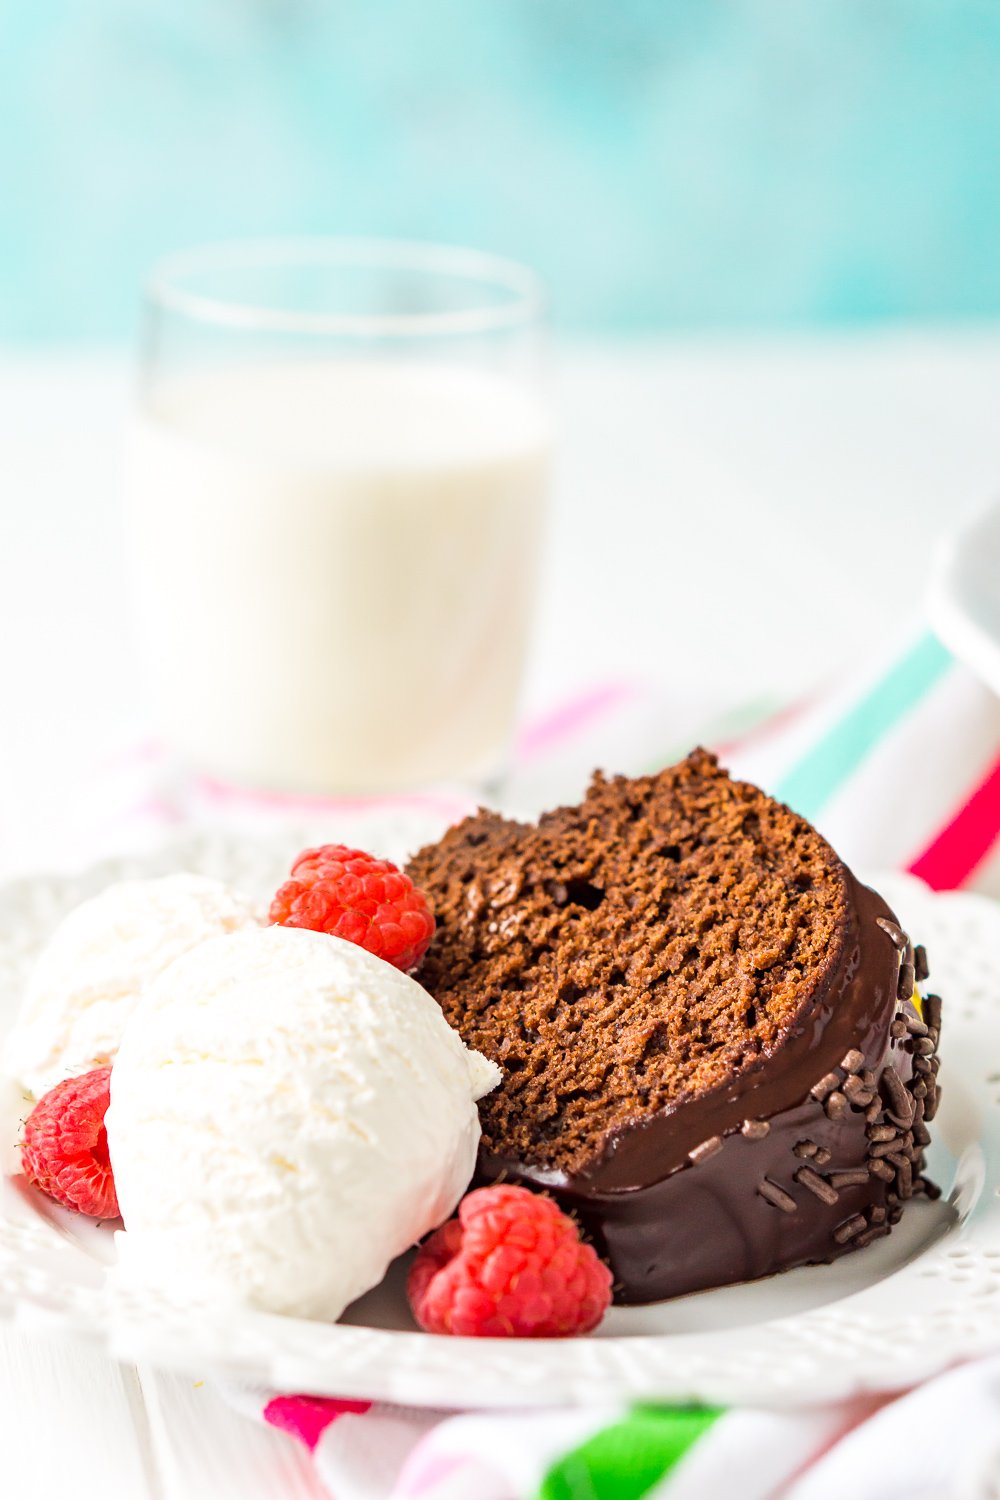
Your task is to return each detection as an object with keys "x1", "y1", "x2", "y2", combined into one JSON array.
[{"x1": 125, "y1": 361, "x2": 549, "y2": 792}]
